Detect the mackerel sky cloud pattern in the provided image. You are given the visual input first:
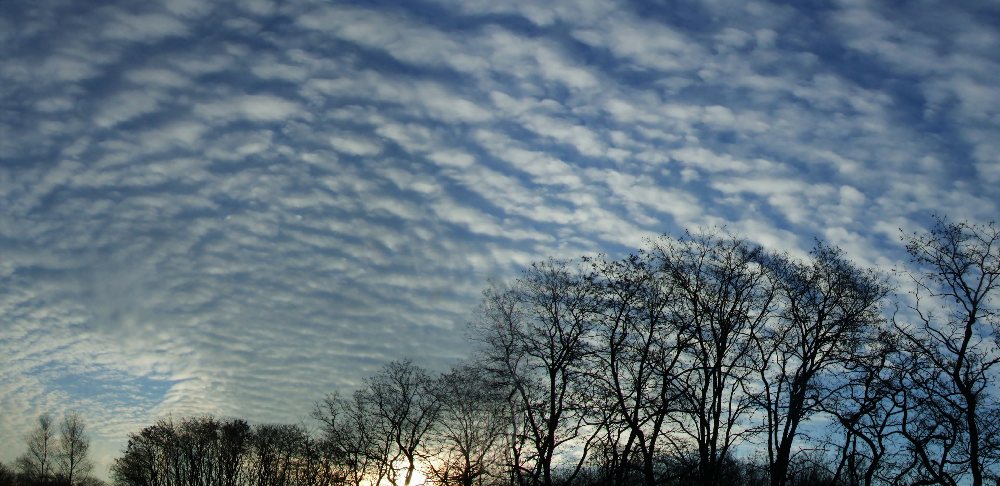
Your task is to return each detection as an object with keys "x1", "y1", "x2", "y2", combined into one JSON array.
[{"x1": 1, "y1": 0, "x2": 999, "y2": 476}]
